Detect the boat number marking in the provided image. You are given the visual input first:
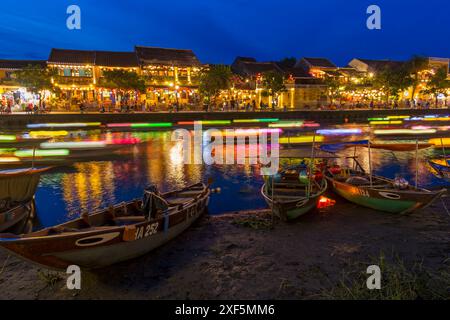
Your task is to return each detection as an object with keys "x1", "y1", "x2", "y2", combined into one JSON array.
[
  {"x1": 75, "y1": 232, "x2": 120, "y2": 247},
  {"x1": 135, "y1": 223, "x2": 159, "y2": 240},
  {"x1": 378, "y1": 192, "x2": 401, "y2": 200}
]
